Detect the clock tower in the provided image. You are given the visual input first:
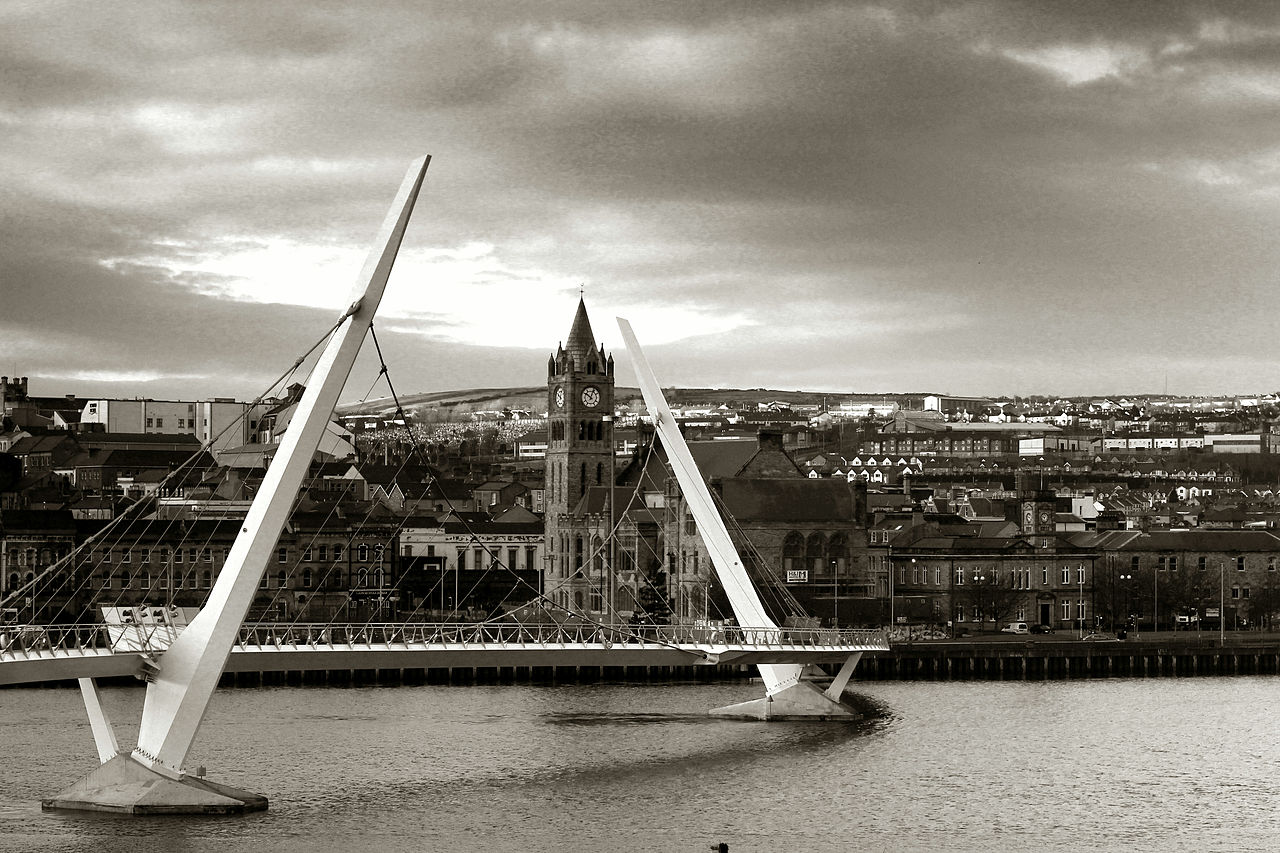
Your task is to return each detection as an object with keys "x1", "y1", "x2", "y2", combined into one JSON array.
[
  {"x1": 1020, "y1": 490, "x2": 1057, "y2": 538},
  {"x1": 544, "y1": 298, "x2": 615, "y2": 611}
]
